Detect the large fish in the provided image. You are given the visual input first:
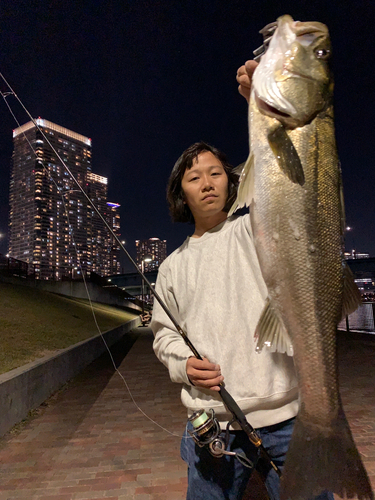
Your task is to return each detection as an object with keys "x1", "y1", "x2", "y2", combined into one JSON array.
[{"x1": 229, "y1": 15, "x2": 373, "y2": 500}]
